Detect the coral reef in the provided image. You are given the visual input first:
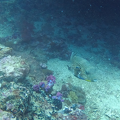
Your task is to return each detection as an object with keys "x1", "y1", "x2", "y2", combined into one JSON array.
[
  {"x1": 0, "y1": 82, "x2": 32, "y2": 119},
  {"x1": 0, "y1": 45, "x2": 87, "y2": 120},
  {"x1": 52, "y1": 104, "x2": 87, "y2": 120}
]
